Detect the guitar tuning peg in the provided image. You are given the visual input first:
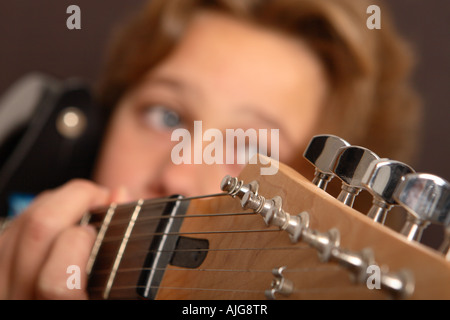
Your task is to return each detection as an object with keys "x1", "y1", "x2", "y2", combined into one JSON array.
[
  {"x1": 362, "y1": 159, "x2": 415, "y2": 224},
  {"x1": 303, "y1": 134, "x2": 350, "y2": 190},
  {"x1": 393, "y1": 173, "x2": 450, "y2": 242},
  {"x1": 439, "y1": 222, "x2": 450, "y2": 261},
  {"x1": 240, "y1": 191, "x2": 280, "y2": 225},
  {"x1": 436, "y1": 191, "x2": 450, "y2": 261},
  {"x1": 265, "y1": 266, "x2": 294, "y2": 300},
  {"x1": 220, "y1": 175, "x2": 259, "y2": 199},
  {"x1": 332, "y1": 146, "x2": 379, "y2": 207},
  {"x1": 240, "y1": 191, "x2": 309, "y2": 243}
]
